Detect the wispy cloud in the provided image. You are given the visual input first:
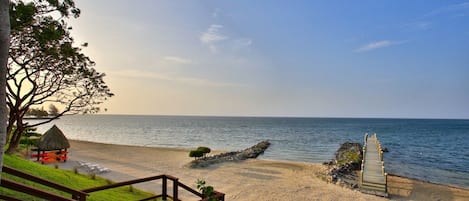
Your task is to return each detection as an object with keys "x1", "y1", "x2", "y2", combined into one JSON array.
[
  {"x1": 355, "y1": 40, "x2": 407, "y2": 53},
  {"x1": 200, "y1": 24, "x2": 228, "y2": 53},
  {"x1": 163, "y1": 56, "x2": 192, "y2": 64},
  {"x1": 112, "y1": 70, "x2": 243, "y2": 88},
  {"x1": 421, "y1": 1, "x2": 469, "y2": 18},
  {"x1": 406, "y1": 2, "x2": 469, "y2": 30},
  {"x1": 200, "y1": 24, "x2": 227, "y2": 43},
  {"x1": 235, "y1": 38, "x2": 252, "y2": 47},
  {"x1": 212, "y1": 8, "x2": 221, "y2": 18},
  {"x1": 404, "y1": 20, "x2": 432, "y2": 30},
  {"x1": 232, "y1": 38, "x2": 253, "y2": 52},
  {"x1": 448, "y1": 2, "x2": 469, "y2": 11}
]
